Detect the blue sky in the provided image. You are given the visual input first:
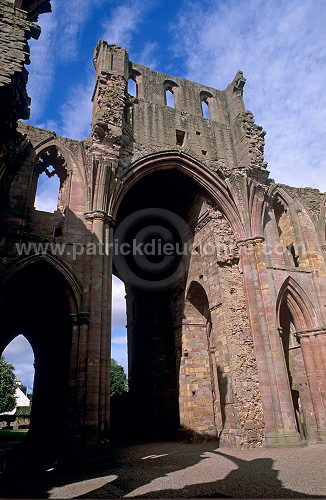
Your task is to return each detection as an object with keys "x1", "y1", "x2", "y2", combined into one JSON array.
[{"x1": 4, "y1": 0, "x2": 326, "y2": 387}]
